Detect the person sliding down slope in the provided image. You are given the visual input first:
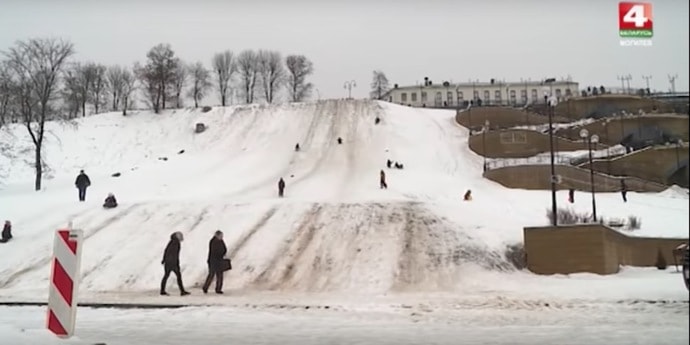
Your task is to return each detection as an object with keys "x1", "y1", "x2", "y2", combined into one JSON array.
[
  {"x1": 103, "y1": 193, "x2": 118, "y2": 209},
  {"x1": 0, "y1": 220, "x2": 12, "y2": 243},
  {"x1": 160, "y1": 232, "x2": 190, "y2": 296}
]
